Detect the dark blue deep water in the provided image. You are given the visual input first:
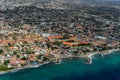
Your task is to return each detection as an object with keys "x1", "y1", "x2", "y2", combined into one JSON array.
[{"x1": 0, "y1": 51, "x2": 120, "y2": 80}]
